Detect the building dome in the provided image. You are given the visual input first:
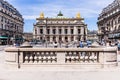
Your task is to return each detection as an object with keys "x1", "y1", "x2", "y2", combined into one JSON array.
[
  {"x1": 57, "y1": 11, "x2": 63, "y2": 16},
  {"x1": 40, "y1": 12, "x2": 44, "y2": 18},
  {"x1": 56, "y1": 11, "x2": 67, "y2": 18},
  {"x1": 76, "y1": 12, "x2": 81, "y2": 18}
]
